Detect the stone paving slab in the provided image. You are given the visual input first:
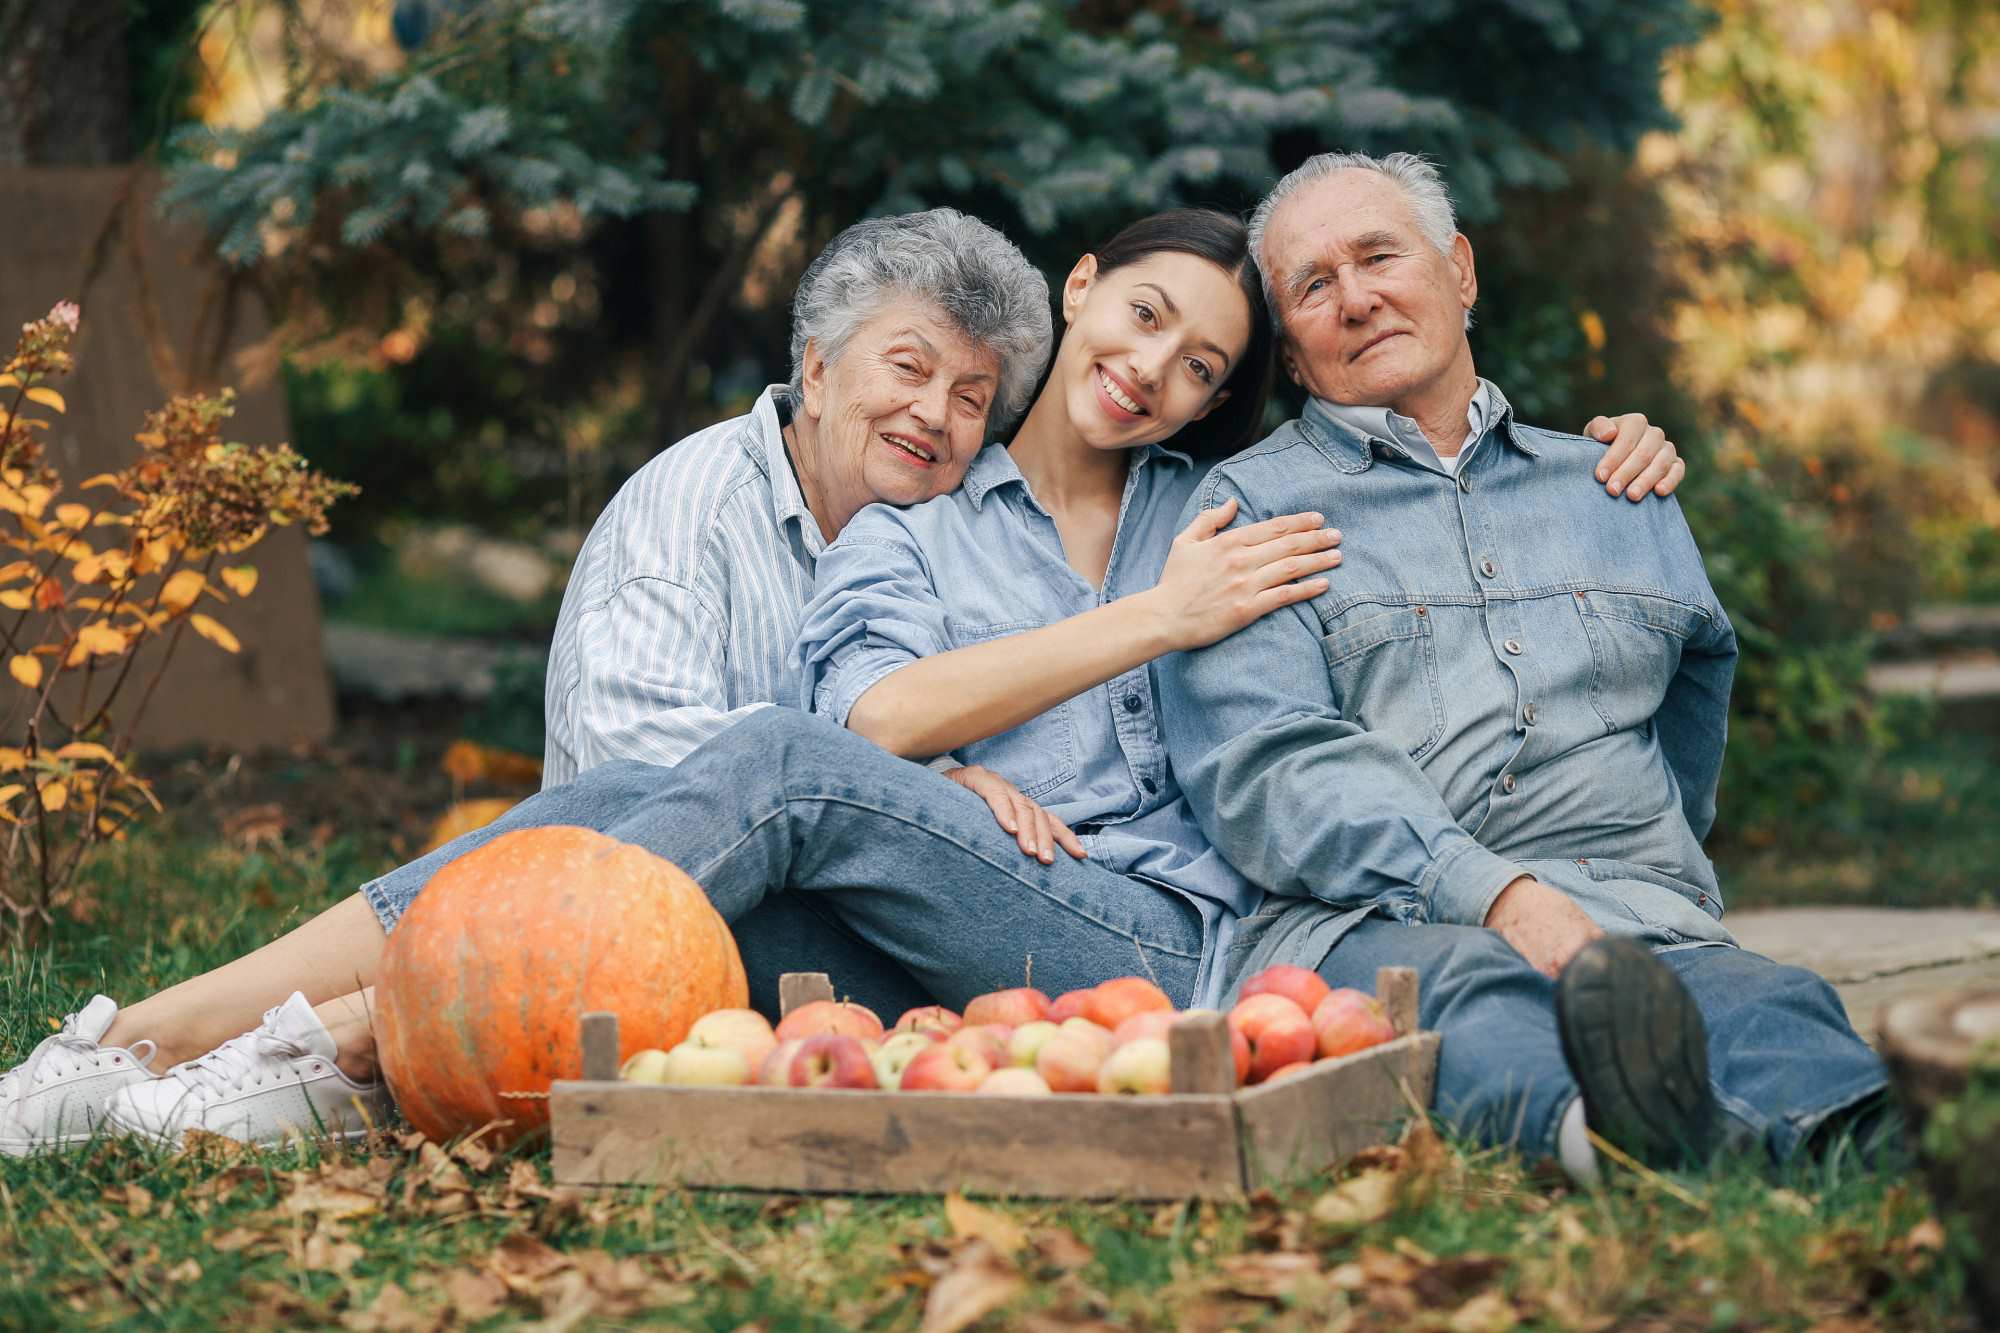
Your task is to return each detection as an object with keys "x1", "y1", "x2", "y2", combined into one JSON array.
[{"x1": 1726, "y1": 907, "x2": 2000, "y2": 1044}]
